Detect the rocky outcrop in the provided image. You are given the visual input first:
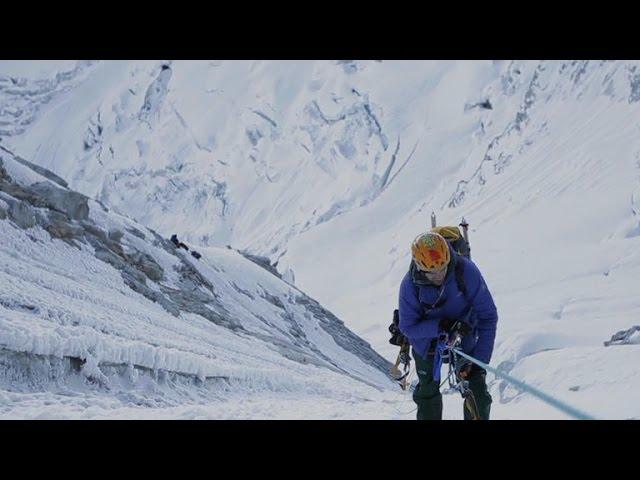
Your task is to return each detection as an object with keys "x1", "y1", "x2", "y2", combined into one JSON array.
[
  {"x1": 1, "y1": 147, "x2": 69, "y2": 188},
  {"x1": 239, "y1": 250, "x2": 283, "y2": 279},
  {"x1": 0, "y1": 149, "x2": 392, "y2": 381},
  {"x1": 294, "y1": 295, "x2": 391, "y2": 377}
]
